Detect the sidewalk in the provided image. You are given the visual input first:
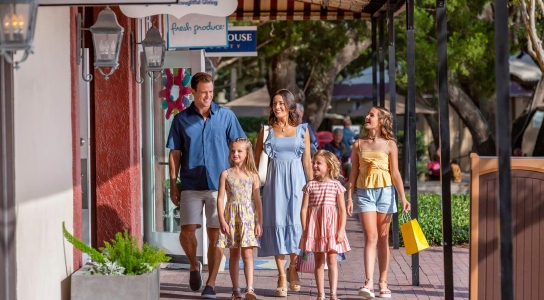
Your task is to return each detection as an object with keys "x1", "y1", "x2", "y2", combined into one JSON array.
[{"x1": 159, "y1": 216, "x2": 469, "y2": 299}]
